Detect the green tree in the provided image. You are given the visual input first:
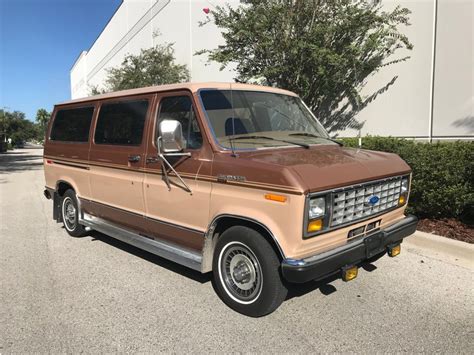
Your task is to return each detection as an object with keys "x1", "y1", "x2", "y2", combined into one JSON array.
[
  {"x1": 91, "y1": 41, "x2": 190, "y2": 94},
  {"x1": 199, "y1": 0, "x2": 413, "y2": 133},
  {"x1": 36, "y1": 108, "x2": 51, "y2": 128},
  {"x1": 1, "y1": 109, "x2": 42, "y2": 145}
]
